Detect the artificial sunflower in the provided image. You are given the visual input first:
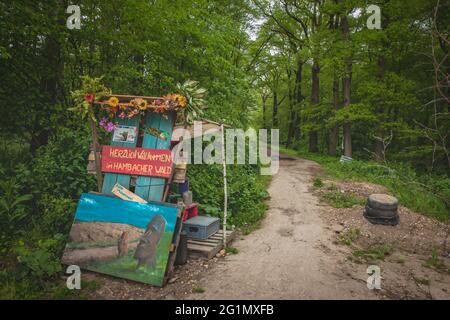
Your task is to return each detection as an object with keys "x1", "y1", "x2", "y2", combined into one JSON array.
[
  {"x1": 176, "y1": 95, "x2": 187, "y2": 108},
  {"x1": 107, "y1": 96, "x2": 120, "y2": 108},
  {"x1": 134, "y1": 98, "x2": 148, "y2": 111}
]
